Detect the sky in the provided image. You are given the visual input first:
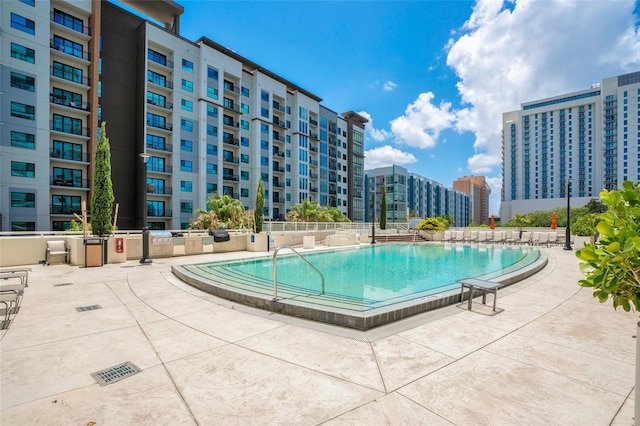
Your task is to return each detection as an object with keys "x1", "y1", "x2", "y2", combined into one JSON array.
[{"x1": 169, "y1": 0, "x2": 640, "y2": 215}]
